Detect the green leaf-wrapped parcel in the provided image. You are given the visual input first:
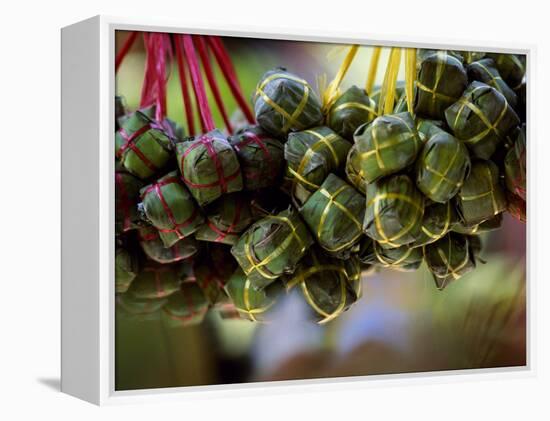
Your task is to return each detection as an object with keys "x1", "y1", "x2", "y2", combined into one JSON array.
[
  {"x1": 327, "y1": 85, "x2": 377, "y2": 140},
  {"x1": 445, "y1": 81, "x2": 520, "y2": 159},
  {"x1": 455, "y1": 160, "x2": 507, "y2": 226},
  {"x1": 115, "y1": 109, "x2": 173, "y2": 179},
  {"x1": 345, "y1": 145, "x2": 366, "y2": 194},
  {"x1": 424, "y1": 232, "x2": 478, "y2": 290},
  {"x1": 504, "y1": 125, "x2": 526, "y2": 200},
  {"x1": 485, "y1": 53, "x2": 526, "y2": 90},
  {"x1": 176, "y1": 129, "x2": 243, "y2": 207},
  {"x1": 411, "y1": 201, "x2": 459, "y2": 247},
  {"x1": 452, "y1": 212, "x2": 503, "y2": 235},
  {"x1": 415, "y1": 130, "x2": 471, "y2": 203},
  {"x1": 231, "y1": 207, "x2": 314, "y2": 290},
  {"x1": 115, "y1": 166, "x2": 144, "y2": 234},
  {"x1": 355, "y1": 112, "x2": 422, "y2": 183},
  {"x1": 372, "y1": 242, "x2": 424, "y2": 271},
  {"x1": 115, "y1": 247, "x2": 139, "y2": 293},
  {"x1": 300, "y1": 173, "x2": 365, "y2": 258},
  {"x1": 284, "y1": 126, "x2": 352, "y2": 206},
  {"x1": 253, "y1": 68, "x2": 323, "y2": 137},
  {"x1": 138, "y1": 225, "x2": 199, "y2": 264},
  {"x1": 414, "y1": 51, "x2": 468, "y2": 119},
  {"x1": 229, "y1": 126, "x2": 285, "y2": 191},
  {"x1": 161, "y1": 282, "x2": 209, "y2": 327},
  {"x1": 126, "y1": 262, "x2": 182, "y2": 299},
  {"x1": 284, "y1": 248, "x2": 362, "y2": 324},
  {"x1": 467, "y1": 58, "x2": 518, "y2": 109},
  {"x1": 140, "y1": 171, "x2": 204, "y2": 247},
  {"x1": 224, "y1": 268, "x2": 284, "y2": 322},
  {"x1": 364, "y1": 174, "x2": 425, "y2": 249}
]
